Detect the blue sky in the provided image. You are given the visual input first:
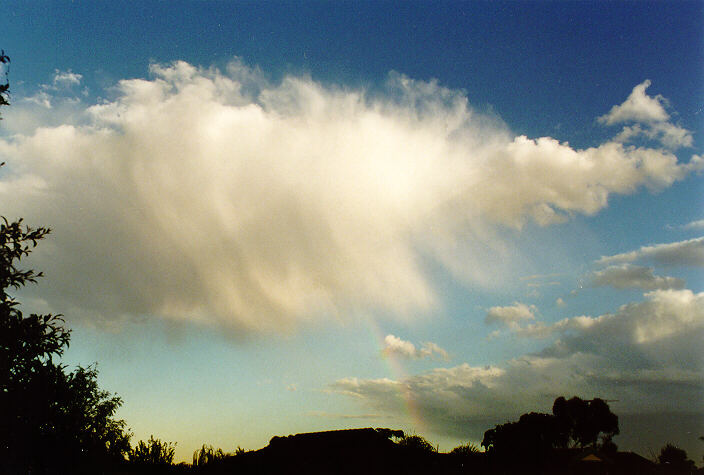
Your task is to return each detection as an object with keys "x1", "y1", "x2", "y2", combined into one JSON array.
[{"x1": 2, "y1": 0, "x2": 703, "y2": 463}]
